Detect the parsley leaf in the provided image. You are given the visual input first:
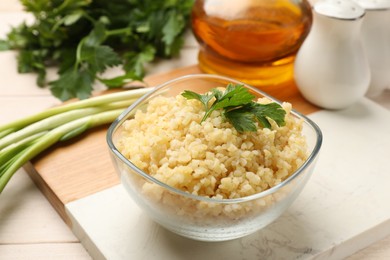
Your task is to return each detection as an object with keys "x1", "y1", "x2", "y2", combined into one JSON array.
[
  {"x1": 80, "y1": 45, "x2": 121, "y2": 73},
  {"x1": 181, "y1": 84, "x2": 286, "y2": 133},
  {"x1": 162, "y1": 10, "x2": 186, "y2": 56},
  {"x1": 123, "y1": 45, "x2": 156, "y2": 78},
  {"x1": 50, "y1": 67, "x2": 94, "y2": 101},
  {"x1": 212, "y1": 84, "x2": 255, "y2": 110},
  {"x1": 249, "y1": 102, "x2": 287, "y2": 128},
  {"x1": 182, "y1": 90, "x2": 214, "y2": 111},
  {"x1": 224, "y1": 109, "x2": 257, "y2": 133}
]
